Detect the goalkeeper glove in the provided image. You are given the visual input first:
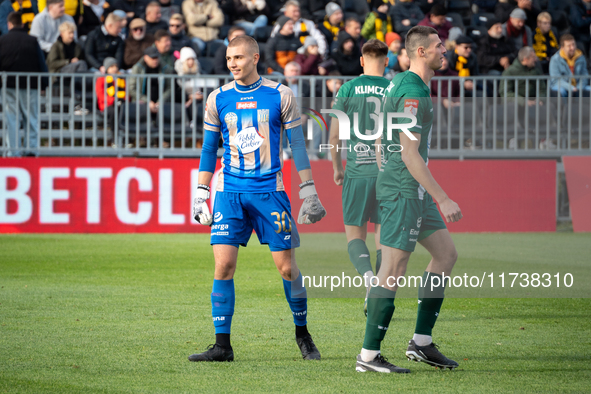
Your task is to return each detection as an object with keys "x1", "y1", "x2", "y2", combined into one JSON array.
[
  {"x1": 193, "y1": 184, "x2": 212, "y2": 225},
  {"x1": 297, "y1": 180, "x2": 326, "y2": 224}
]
